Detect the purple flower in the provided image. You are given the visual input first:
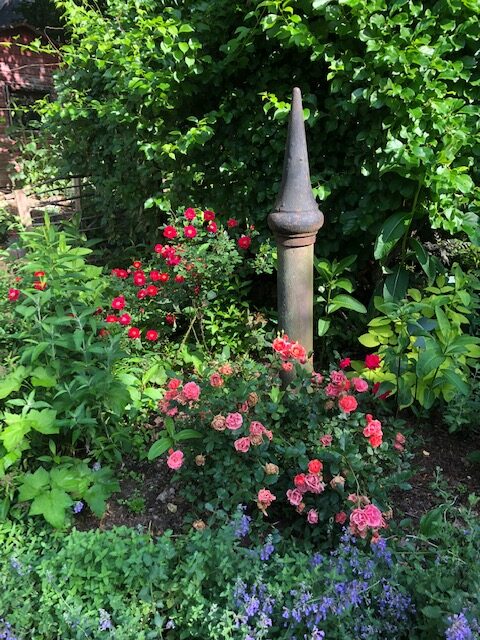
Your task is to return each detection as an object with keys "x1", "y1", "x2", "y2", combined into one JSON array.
[
  {"x1": 98, "y1": 609, "x2": 112, "y2": 631},
  {"x1": 92, "y1": 462, "x2": 101, "y2": 471},
  {"x1": 445, "y1": 612, "x2": 477, "y2": 640},
  {"x1": 0, "y1": 619, "x2": 18, "y2": 640},
  {"x1": 260, "y1": 541, "x2": 275, "y2": 562},
  {"x1": 232, "y1": 505, "x2": 251, "y2": 539},
  {"x1": 73, "y1": 501, "x2": 84, "y2": 514}
]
